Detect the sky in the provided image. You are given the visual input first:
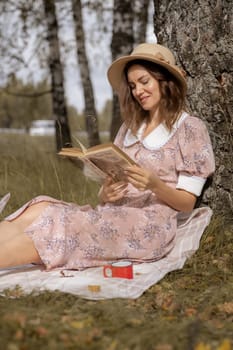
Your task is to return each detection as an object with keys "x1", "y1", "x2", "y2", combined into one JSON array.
[{"x1": 1, "y1": 0, "x2": 156, "y2": 113}]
